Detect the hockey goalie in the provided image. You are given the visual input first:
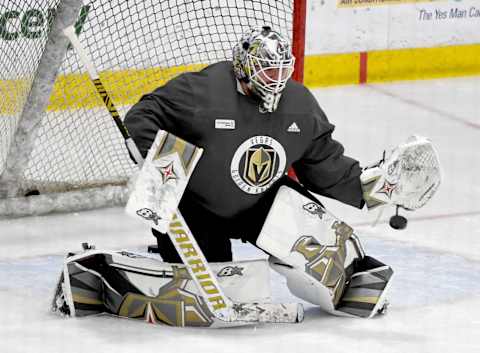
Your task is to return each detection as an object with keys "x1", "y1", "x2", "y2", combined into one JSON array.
[{"x1": 52, "y1": 26, "x2": 441, "y2": 327}]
